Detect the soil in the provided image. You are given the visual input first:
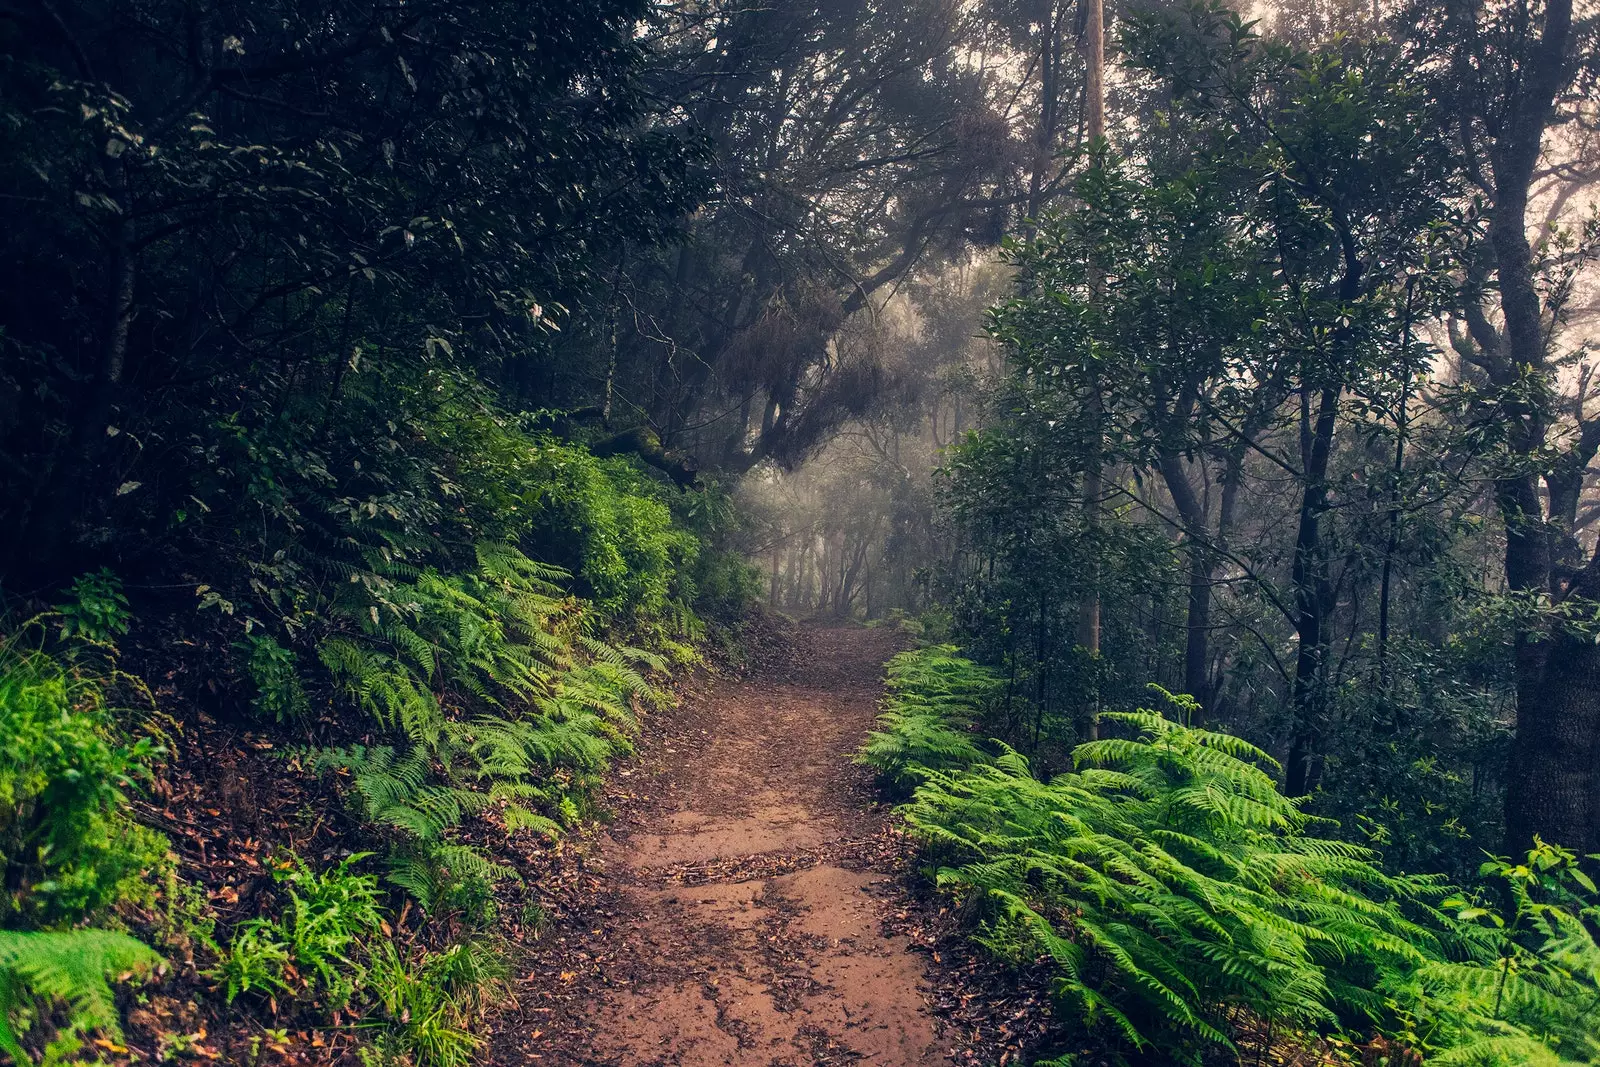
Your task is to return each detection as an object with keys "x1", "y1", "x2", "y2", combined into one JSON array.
[{"x1": 491, "y1": 621, "x2": 1052, "y2": 1067}]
